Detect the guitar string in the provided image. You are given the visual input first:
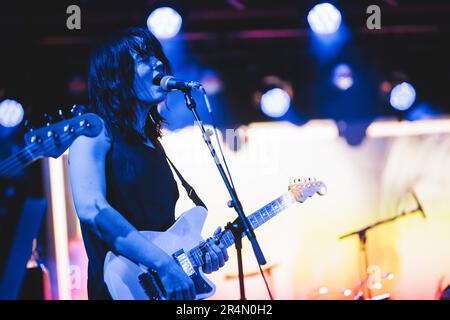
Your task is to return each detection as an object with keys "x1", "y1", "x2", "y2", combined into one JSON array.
[
  {"x1": 0, "y1": 135, "x2": 68, "y2": 176},
  {"x1": 0, "y1": 126, "x2": 88, "y2": 176},
  {"x1": 187, "y1": 231, "x2": 230, "y2": 267},
  {"x1": 186, "y1": 198, "x2": 290, "y2": 267},
  {"x1": 0, "y1": 145, "x2": 38, "y2": 176},
  {"x1": 0, "y1": 132, "x2": 71, "y2": 174},
  {"x1": 156, "y1": 193, "x2": 300, "y2": 275},
  {"x1": 0, "y1": 117, "x2": 99, "y2": 175},
  {"x1": 185, "y1": 204, "x2": 281, "y2": 268},
  {"x1": 186, "y1": 207, "x2": 279, "y2": 268}
]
